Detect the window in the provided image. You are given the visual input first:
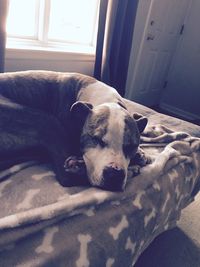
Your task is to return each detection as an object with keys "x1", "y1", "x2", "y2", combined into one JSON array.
[{"x1": 6, "y1": 0, "x2": 100, "y2": 54}]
